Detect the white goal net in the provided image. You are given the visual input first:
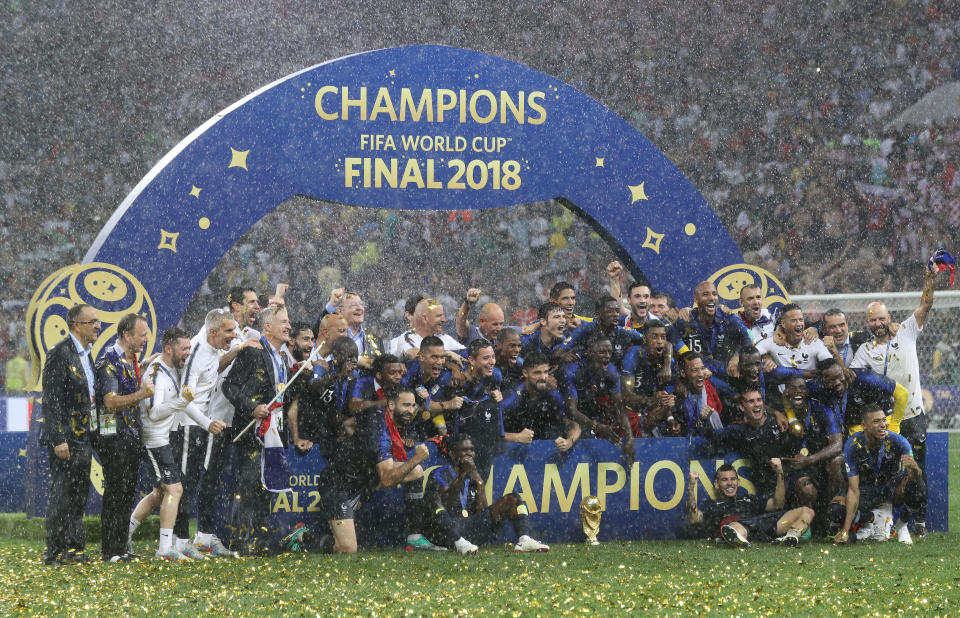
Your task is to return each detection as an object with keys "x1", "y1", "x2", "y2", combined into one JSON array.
[{"x1": 793, "y1": 290, "x2": 960, "y2": 431}]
